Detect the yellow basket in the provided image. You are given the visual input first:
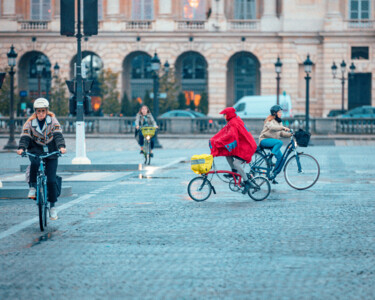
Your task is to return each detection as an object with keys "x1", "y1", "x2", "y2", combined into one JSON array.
[
  {"x1": 191, "y1": 154, "x2": 213, "y2": 175},
  {"x1": 141, "y1": 127, "x2": 156, "y2": 138}
]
